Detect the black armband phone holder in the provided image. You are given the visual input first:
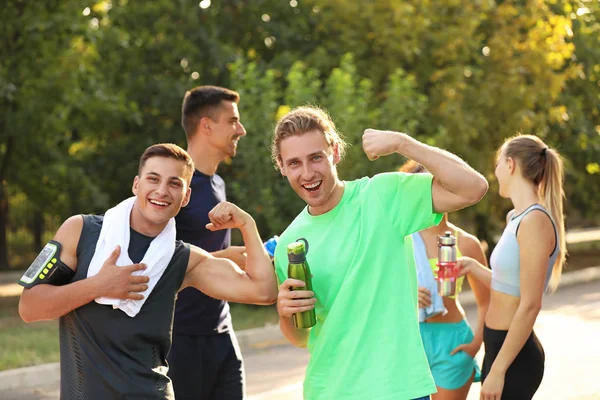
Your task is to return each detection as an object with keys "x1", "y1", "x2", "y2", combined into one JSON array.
[{"x1": 19, "y1": 240, "x2": 75, "y2": 288}]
